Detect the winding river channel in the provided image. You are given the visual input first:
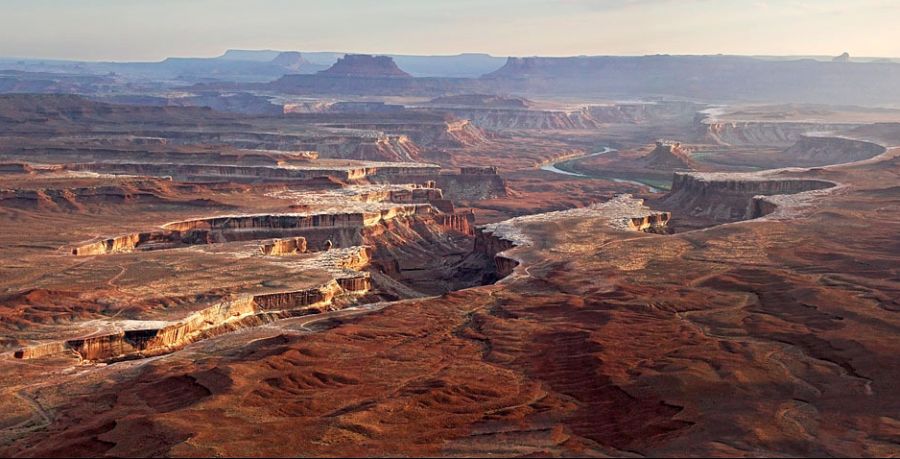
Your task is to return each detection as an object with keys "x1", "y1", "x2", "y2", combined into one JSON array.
[{"x1": 540, "y1": 146, "x2": 662, "y2": 192}]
